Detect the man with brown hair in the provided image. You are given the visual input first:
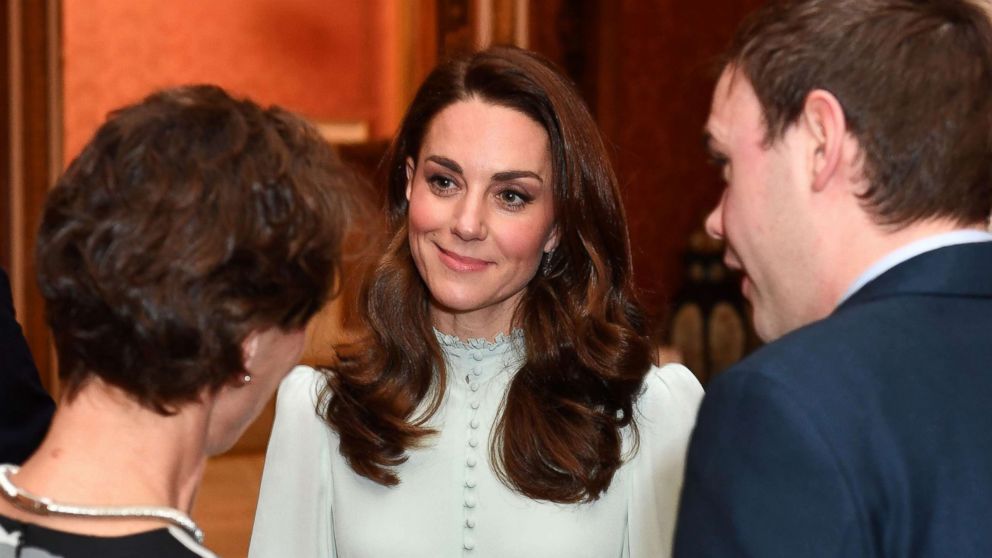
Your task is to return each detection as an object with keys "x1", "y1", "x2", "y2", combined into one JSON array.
[{"x1": 674, "y1": 0, "x2": 992, "y2": 556}]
